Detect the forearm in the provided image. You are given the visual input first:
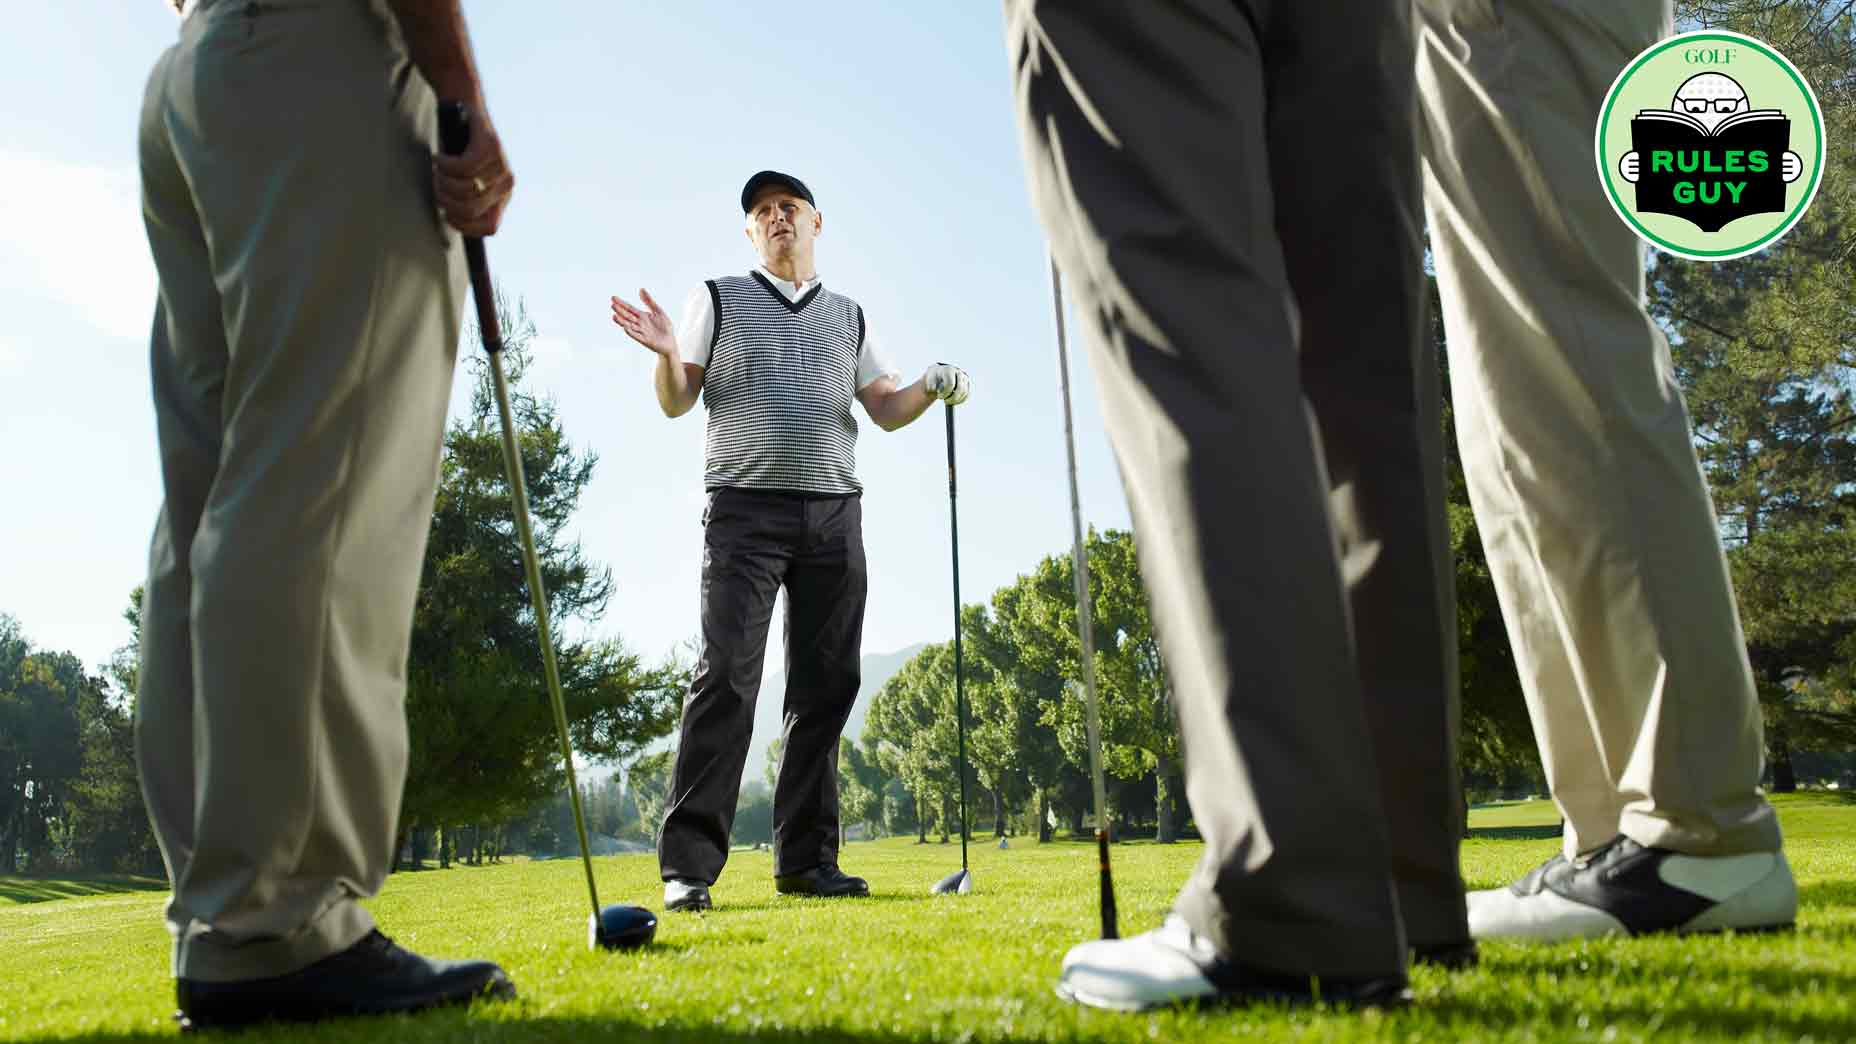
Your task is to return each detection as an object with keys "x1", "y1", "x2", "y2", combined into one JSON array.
[
  {"x1": 386, "y1": 0, "x2": 486, "y2": 104},
  {"x1": 655, "y1": 353, "x2": 698, "y2": 417},
  {"x1": 868, "y1": 379, "x2": 936, "y2": 431}
]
